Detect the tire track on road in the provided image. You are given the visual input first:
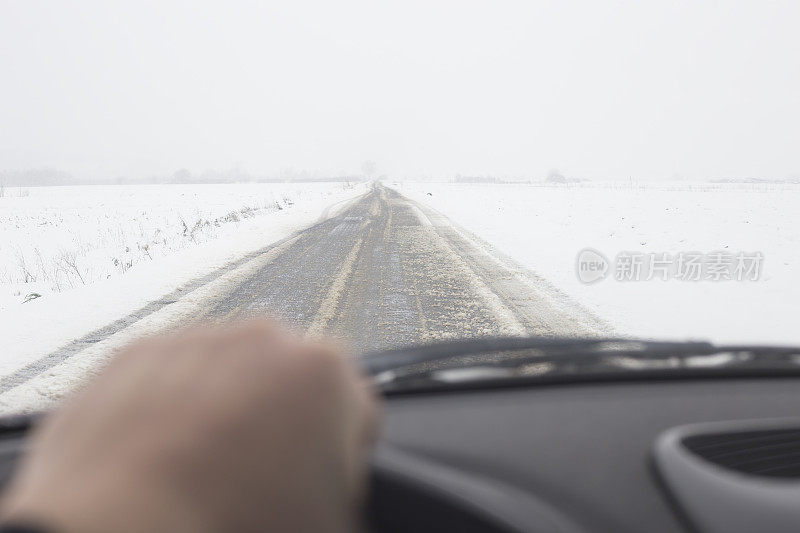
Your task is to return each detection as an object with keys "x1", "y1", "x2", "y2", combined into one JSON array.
[
  {"x1": 305, "y1": 236, "x2": 364, "y2": 339},
  {"x1": 413, "y1": 199, "x2": 613, "y2": 337}
]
